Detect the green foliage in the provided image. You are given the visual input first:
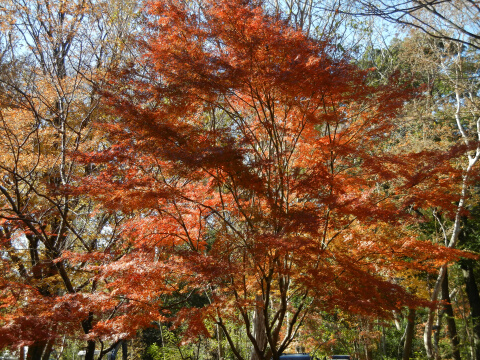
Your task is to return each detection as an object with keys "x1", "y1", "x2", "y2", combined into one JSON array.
[
  {"x1": 142, "y1": 326, "x2": 182, "y2": 360},
  {"x1": 146, "y1": 343, "x2": 180, "y2": 360}
]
